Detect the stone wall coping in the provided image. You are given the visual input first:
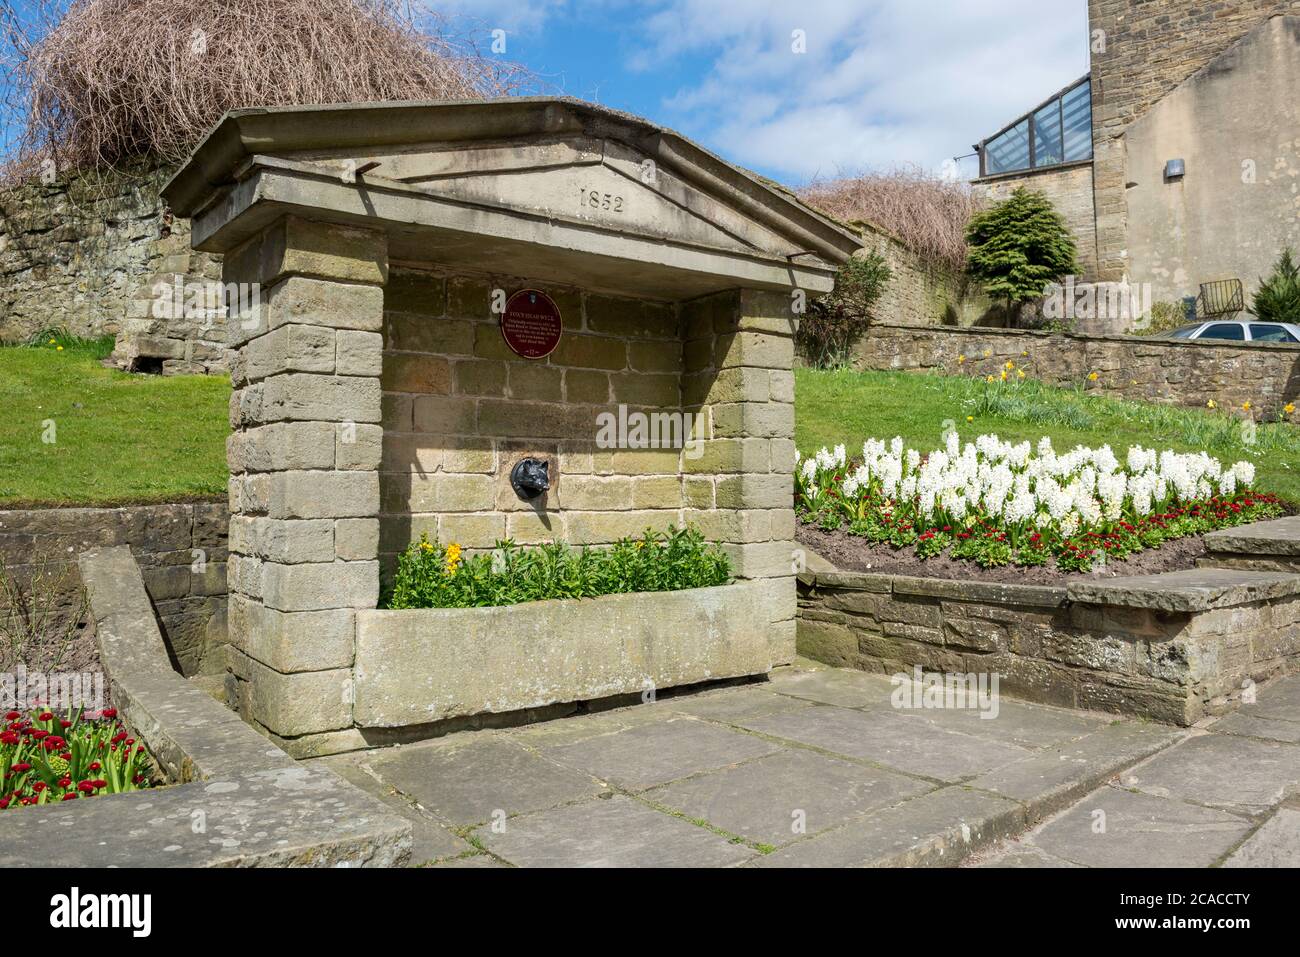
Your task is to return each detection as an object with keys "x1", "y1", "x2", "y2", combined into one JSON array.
[
  {"x1": 870, "y1": 321, "x2": 1300, "y2": 355},
  {"x1": 1066, "y1": 568, "x2": 1300, "y2": 612},
  {"x1": 800, "y1": 565, "x2": 1300, "y2": 613},
  {"x1": 0, "y1": 546, "x2": 412, "y2": 868},
  {"x1": 798, "y1": 570, "x2": 1067, "y2": 608},
  {"x1": 1204, "y1": 516, "x2": 1300, "y2": 557}
]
